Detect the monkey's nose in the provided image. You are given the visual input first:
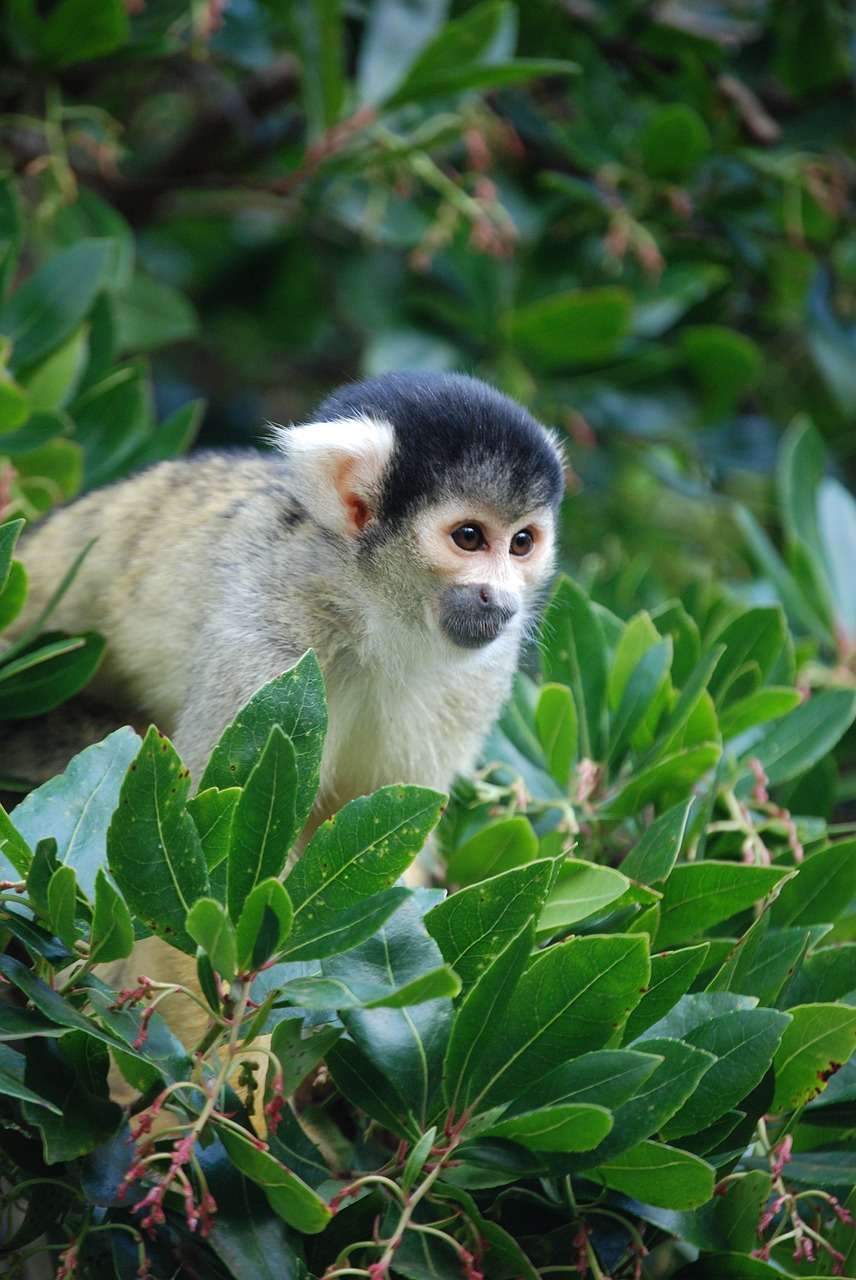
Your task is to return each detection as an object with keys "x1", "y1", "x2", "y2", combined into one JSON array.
[{"x1": 438, "y1": 583, "x2": 518, "y2": 649}]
